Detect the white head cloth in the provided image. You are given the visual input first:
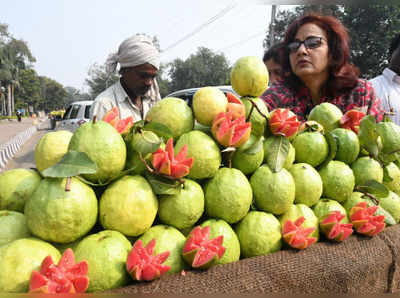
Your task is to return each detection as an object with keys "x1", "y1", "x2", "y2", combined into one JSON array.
[
  {"x1": 106, "y1": 34, "x2": 161, "y2": 101},
  {"x1": 105, "y1": 34, "x2": 160, "y2": 74}
]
